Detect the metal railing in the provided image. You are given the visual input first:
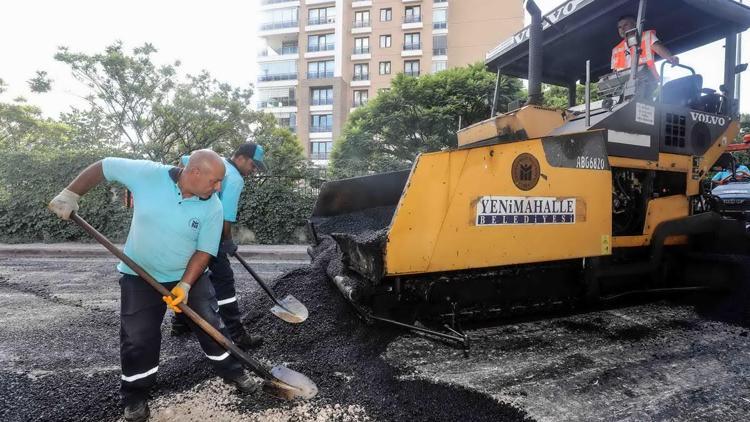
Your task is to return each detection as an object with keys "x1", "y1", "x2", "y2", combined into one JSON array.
[
  {"x1": 403, "y1": 15, "x2": 422, "y2": 23},
  {"x1": 353, "y1": 19, "x2": 371, "y2": 28},
  {"x1": 403, "y1": 43, "x2": 421, "y2": 50},
  {"x1": 257, "y1": 98, "x2": 296, "y2": 108},
  {"x1": 258, "y1": 46, "x2": 299, "y2": 57},
  {"x1": 258, "y1": 73, "x2": 298, "y2": 81},
  {"x1": 433, "y1": 48, "x2": 447, "y2": 55},
  {"x1": 404, "y1": 70, "x2": 420, "y2": 77},
  {"x1": 307, "y1": 71, "x2": 334, "y2": 79},
  {"x1": 311, "y1": 98, "x2": 333, "y2": 105},
  {"x1": 307, "y1": 43, "x2": 335, "y2": 52},
  {"x1": 260, "y1": 20, "x2": 298, "y2": 31},
  {"x1": 310, "y1": 152, "x2": 331, "y2": 160},
  {"x1": 433, "y1": 21, "x2": 447, "y2": 29},
  {"x1": 352, "y1": 99, "x2": 368, "y2": 107},
  {"x1": 352, "y1": 73, "x2": 370, "y2": 81},
  {"x1": 352, "y1": 46, "x2": 370, "y2": 54},
  {"x1": 261, "y1": 0, "x2": 297, "y2": 5},
  {"x1": 310, "y1": 125, "x2": 333, "y2": 133},
  {"x1": 434, "y1": 0, "x2": 447, "y2": 3},
  {"x1": 308, "y1": 16, "x2": 335, "y2": 25}
]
